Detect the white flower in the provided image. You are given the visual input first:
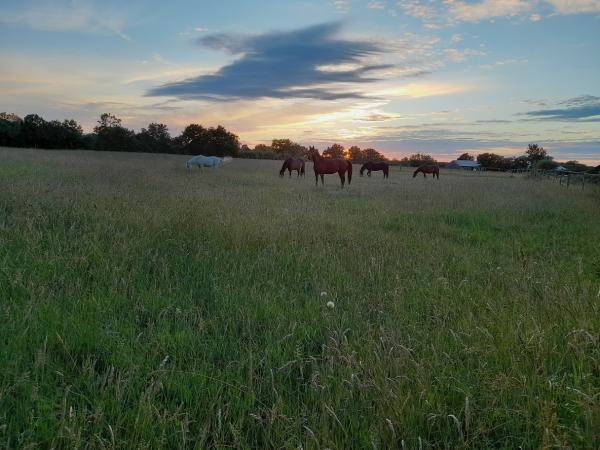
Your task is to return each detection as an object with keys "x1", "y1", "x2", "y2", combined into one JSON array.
[
  {"x1": 326, "y1": 301, "x2": 335, "y2": 309},
  {"x1": 320, "y1": 291, "x2": 328, "y2": 297}
]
